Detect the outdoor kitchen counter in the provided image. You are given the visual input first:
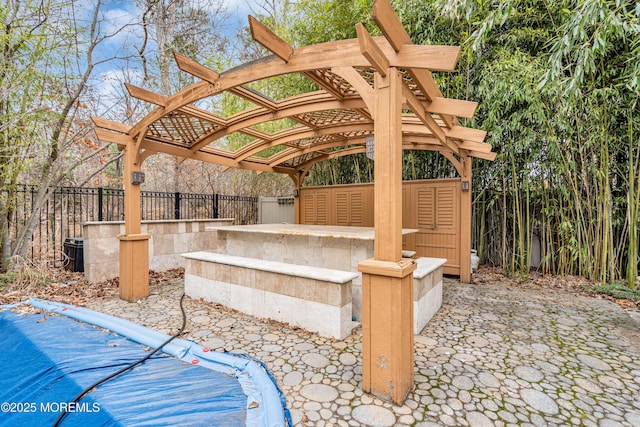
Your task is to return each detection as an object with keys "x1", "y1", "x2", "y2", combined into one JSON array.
[{"x1": 206, "y1": 224, "x2": 418, "y2": 320}]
